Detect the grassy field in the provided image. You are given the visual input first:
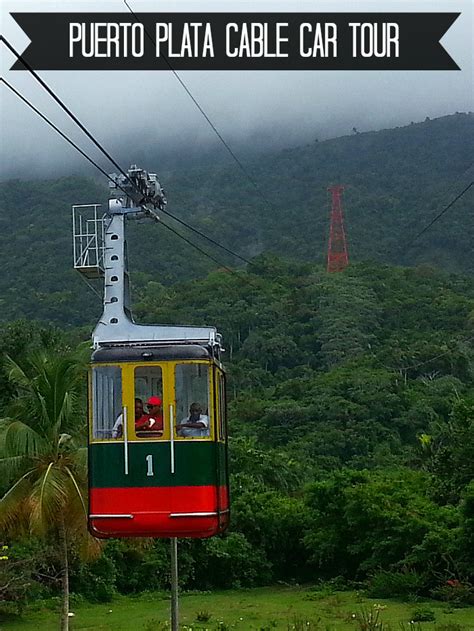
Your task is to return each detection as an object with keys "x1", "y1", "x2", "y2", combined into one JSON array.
[{"x1": 3, "y1": 587, "x2": 474, "y2": 630}]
